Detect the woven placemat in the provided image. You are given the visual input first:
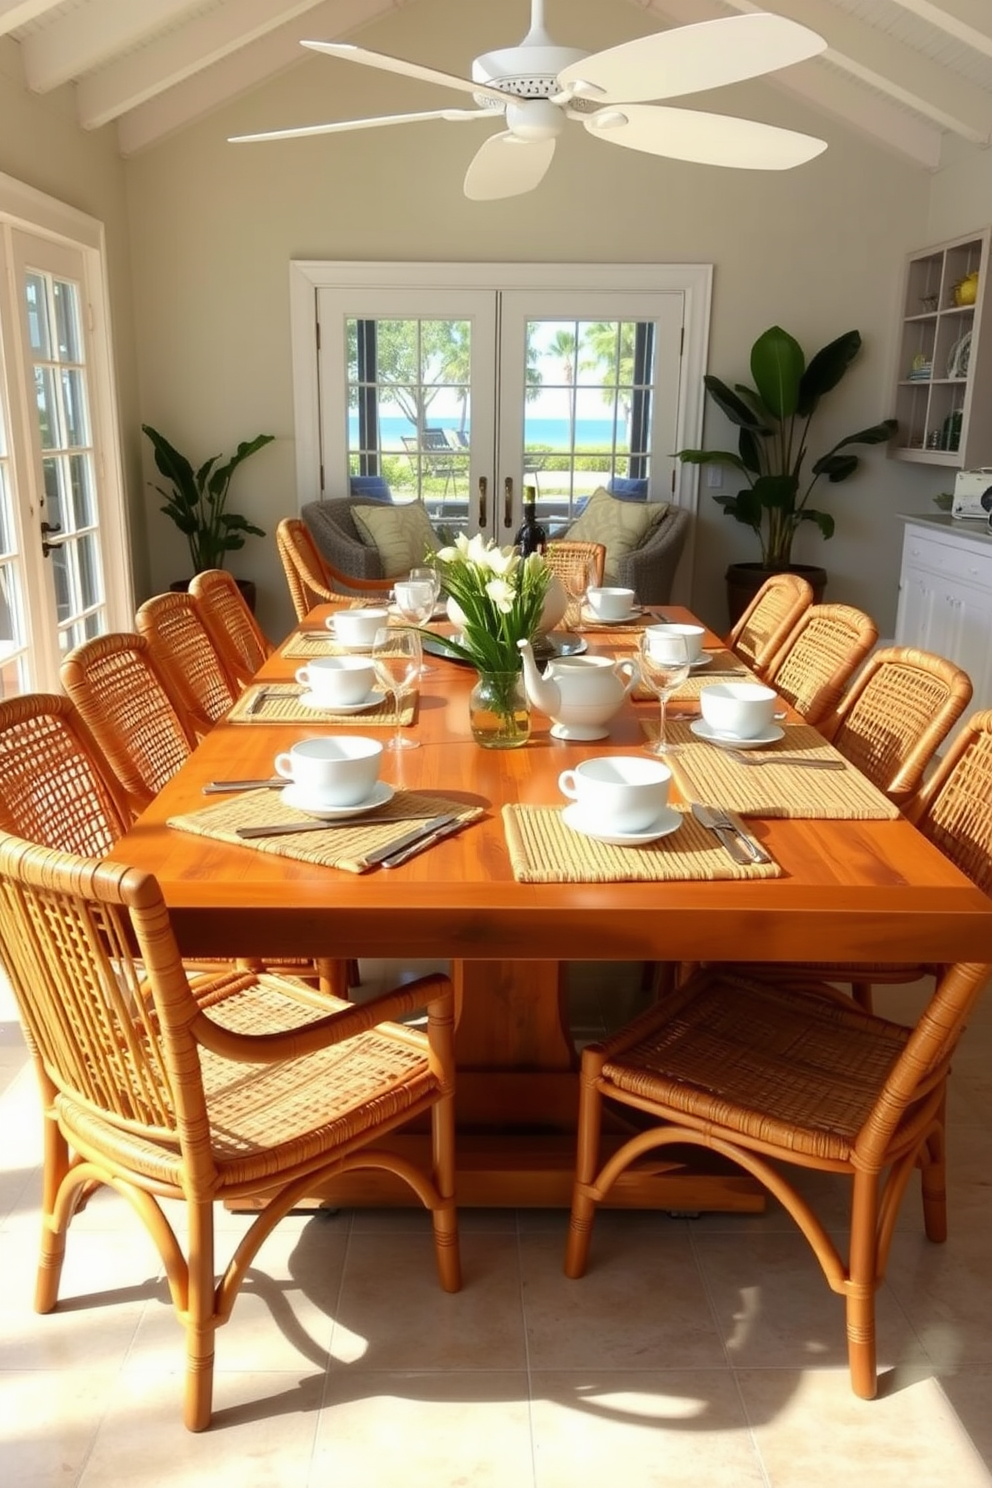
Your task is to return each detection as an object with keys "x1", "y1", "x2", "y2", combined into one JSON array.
[
  {"x1": 659, "y1": 723, "x2": 900, "y2": 820},
  {"x1": 228, "y1": 684, "x2": 416, "y2": 727},
  {"x1": 168, "y1": 788, "x2": 482, "y2": 874},
  {"x1": 281, "y1": 624, "x2": 407, "y2": 660},
  {"x1": 577, "y1": 606, "x2": 653, "y2": 633},
  {"x1": 632, "y1": 651, "x2": 758, "y2": 702},
  {"x1": 502, "y1": 803, "x2": 781, "y2": 883}
]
